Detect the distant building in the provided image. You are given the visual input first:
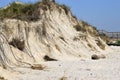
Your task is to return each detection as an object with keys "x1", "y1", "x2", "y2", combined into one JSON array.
[{"x1": 99, "y1": 30, "x2": 120, "y2": 40}]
